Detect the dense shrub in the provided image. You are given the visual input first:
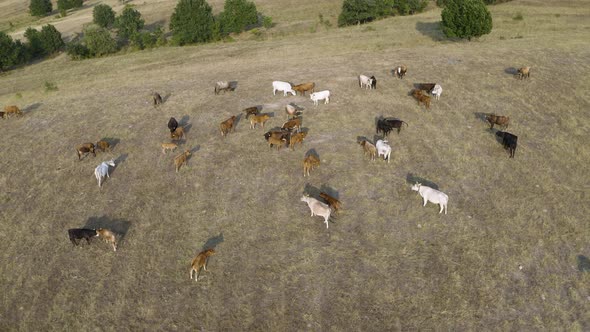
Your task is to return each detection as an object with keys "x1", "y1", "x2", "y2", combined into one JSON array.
[
  {"x1": 24, "y1": 27, "x2": 45, "y2": 58},
  {"x1": 83, "y1": 25, "x2": 118, "y2": 56},
  {"x1": 170, "y1": 0, "x2": 214, "y2": 45},
  {"x1": 116, "y1": 6, "x2": 145, "y2": 39},
  {"x1": 338, "y1": 0, "x2": 428, "y2": 27},
  {"x1": 93, "y1": 4, "x2": 116, "y2": 28},
  {"x1": 441, "y1": 0, "x2": 492, "y2": 40},
  {"x1": 218, "y1": 0, "x2": 258, "y2": 35},
  {"x1": 438, "y1": 0, "x2": 511, "y2": 6},
  {"x1": 40, "y1": 24, "x2": 65, "y2": 54},
  {"x1": 66, "y1": 42, "x2": 90, "y2": 60},
  {"x1": 29, "y1": 0, "x2": 52, "y2": 17},
  {"x1": 57, "y1": 0, "x2": 83, "y2": 12},
  {"x1": 0, "y1": 32, "x2": 17, "y2": 71}
]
